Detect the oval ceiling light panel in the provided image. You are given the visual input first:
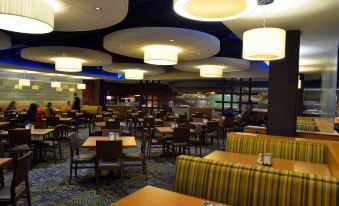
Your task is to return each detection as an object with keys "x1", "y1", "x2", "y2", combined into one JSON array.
[
  {"x1": 243, "y1": 27, "x2": 286, "y2": 61},
  {"x1": 0, "y1": 0, "x2": 54, "y2": 34},
  {"x1": 173, "y1": 0, "x2": 258, "y2": 21},
  {"x1": 143, "y1": 45, "x2": 181, "y2": 66}
]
